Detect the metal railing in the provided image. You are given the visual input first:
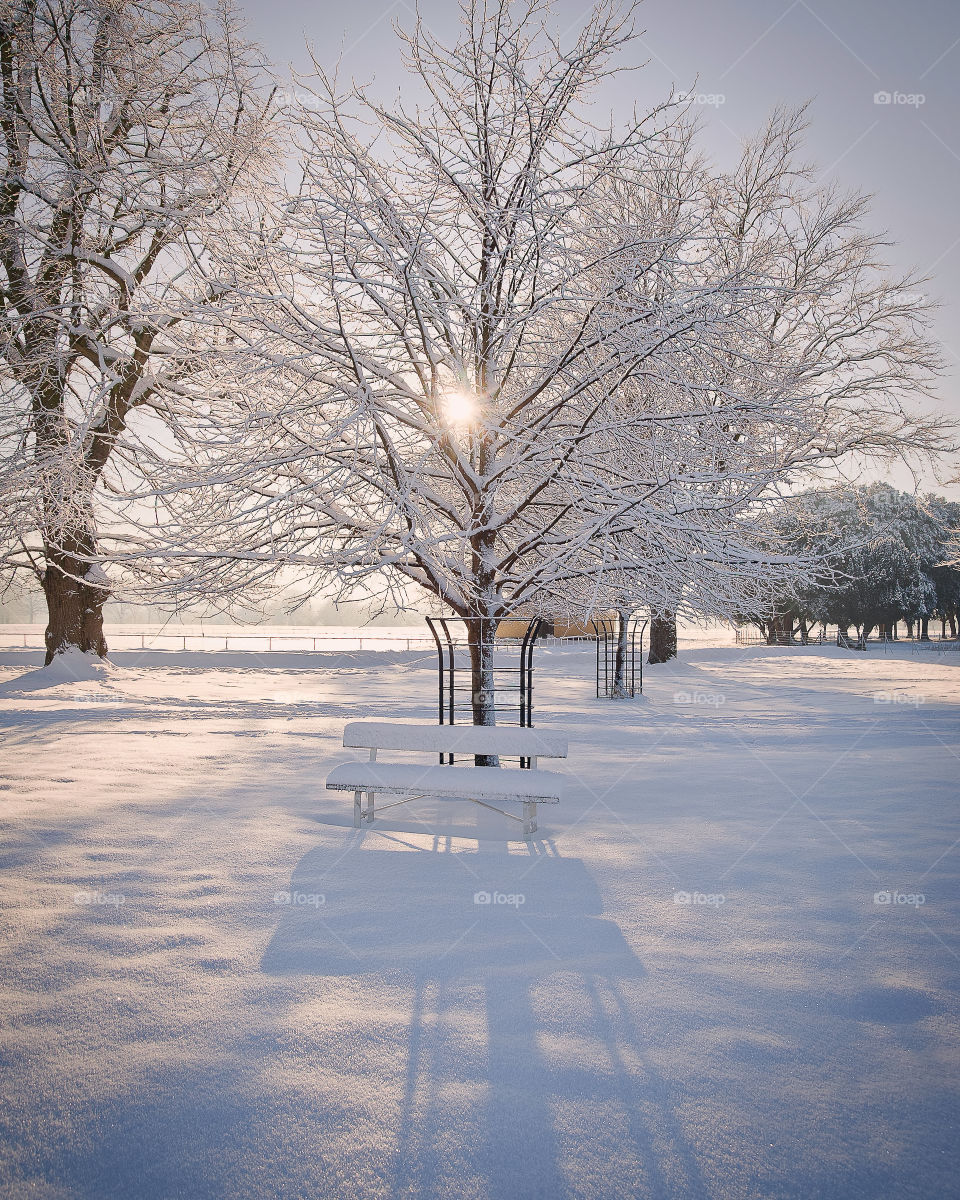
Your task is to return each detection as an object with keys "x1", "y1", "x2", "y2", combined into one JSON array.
[
  {"x1": 735, "y1": 628, "x2": 827, "y2": 646},
  {"x1": 595, "y1": 613, "x2": 647, "y2": 697},
  {"x1": 0, "y1": 624, "x2": 596, "y2": 655},
  {"x1": 0, "y1": 627, "x2": 436, "y2": 653}
]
